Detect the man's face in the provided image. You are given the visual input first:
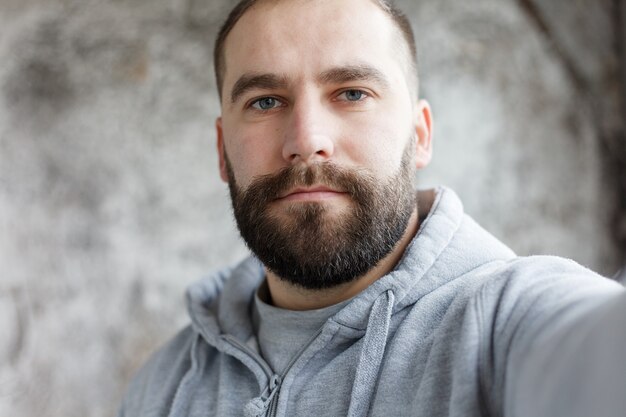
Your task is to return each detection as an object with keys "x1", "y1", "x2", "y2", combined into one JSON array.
[{"x1": 216, "y1": 0, "x2": 432, "y2": 288}]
